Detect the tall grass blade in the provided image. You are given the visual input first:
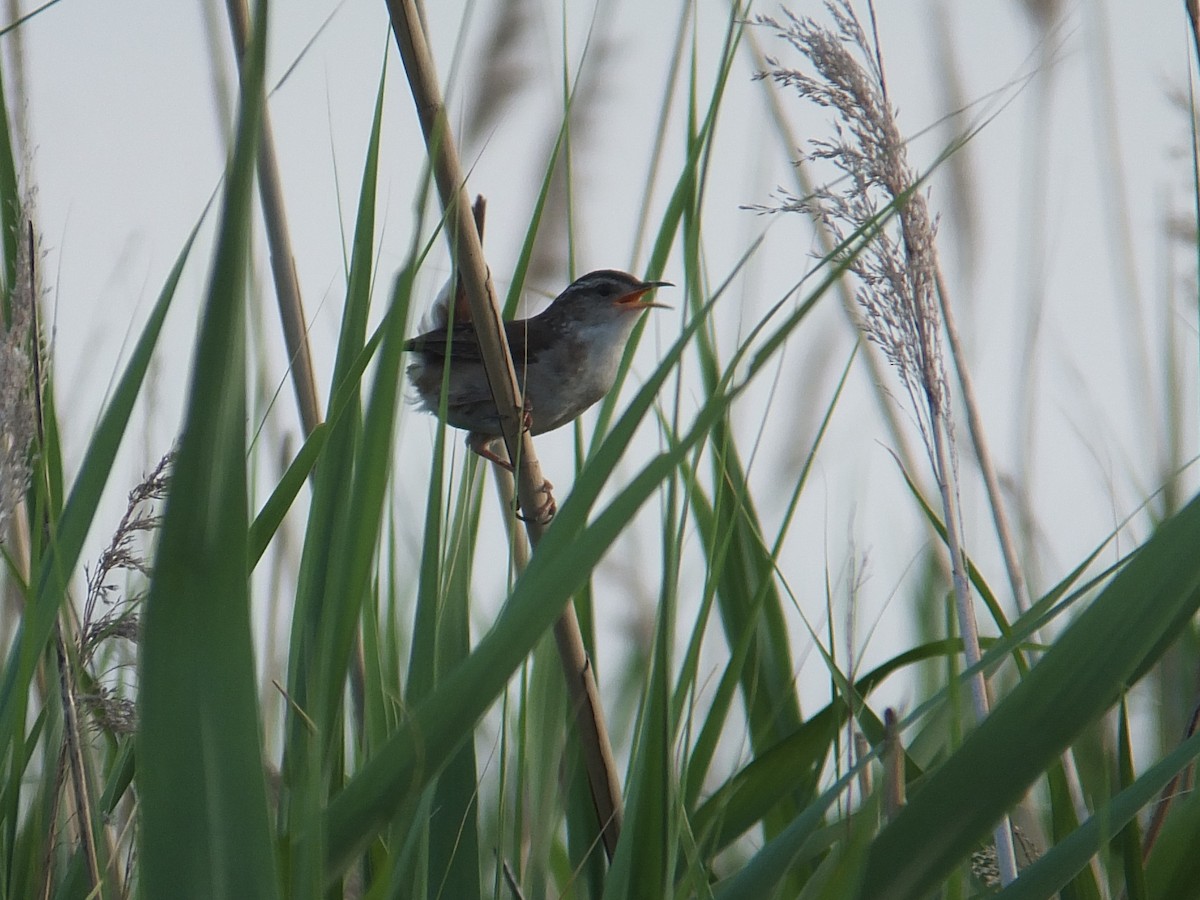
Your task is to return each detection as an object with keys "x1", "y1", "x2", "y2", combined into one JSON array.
[
  {"x1": 1116, "y1": 697, "x2": 1148, "y2": 900},
  {"x1": 279, "y1": 65, "x2": 392, "y2": 896},
  {"x1": 603, "y1": 488, "x2": 681, "y2": 899},
  {"x1": 994, "y1": 724, "x2": 1200, "y2": 899},
  {"x1": 692, "y1": 640, "x2": 959, "y2": 856},
  {"x1": 856, "y1": 490, "x2": 1200, "y2": 900},
  {"x1": 137, "y1": 1, "x2": 278, "y2": 896}
]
